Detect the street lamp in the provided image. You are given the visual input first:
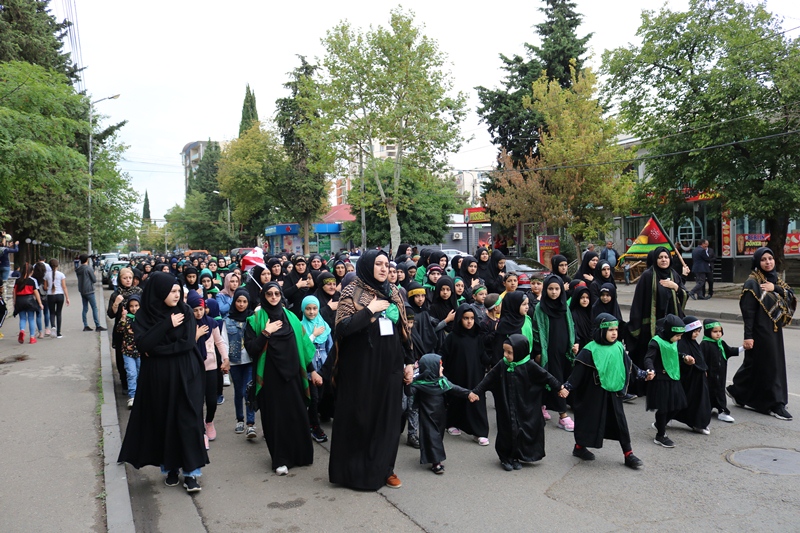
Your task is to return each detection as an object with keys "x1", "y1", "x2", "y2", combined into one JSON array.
[
  {"x1": 212, "y1": 191, "x2": 232, "y2": 243},
  {"x1": 88, "y1": 93, "x2": 120, "y2": 255}
]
